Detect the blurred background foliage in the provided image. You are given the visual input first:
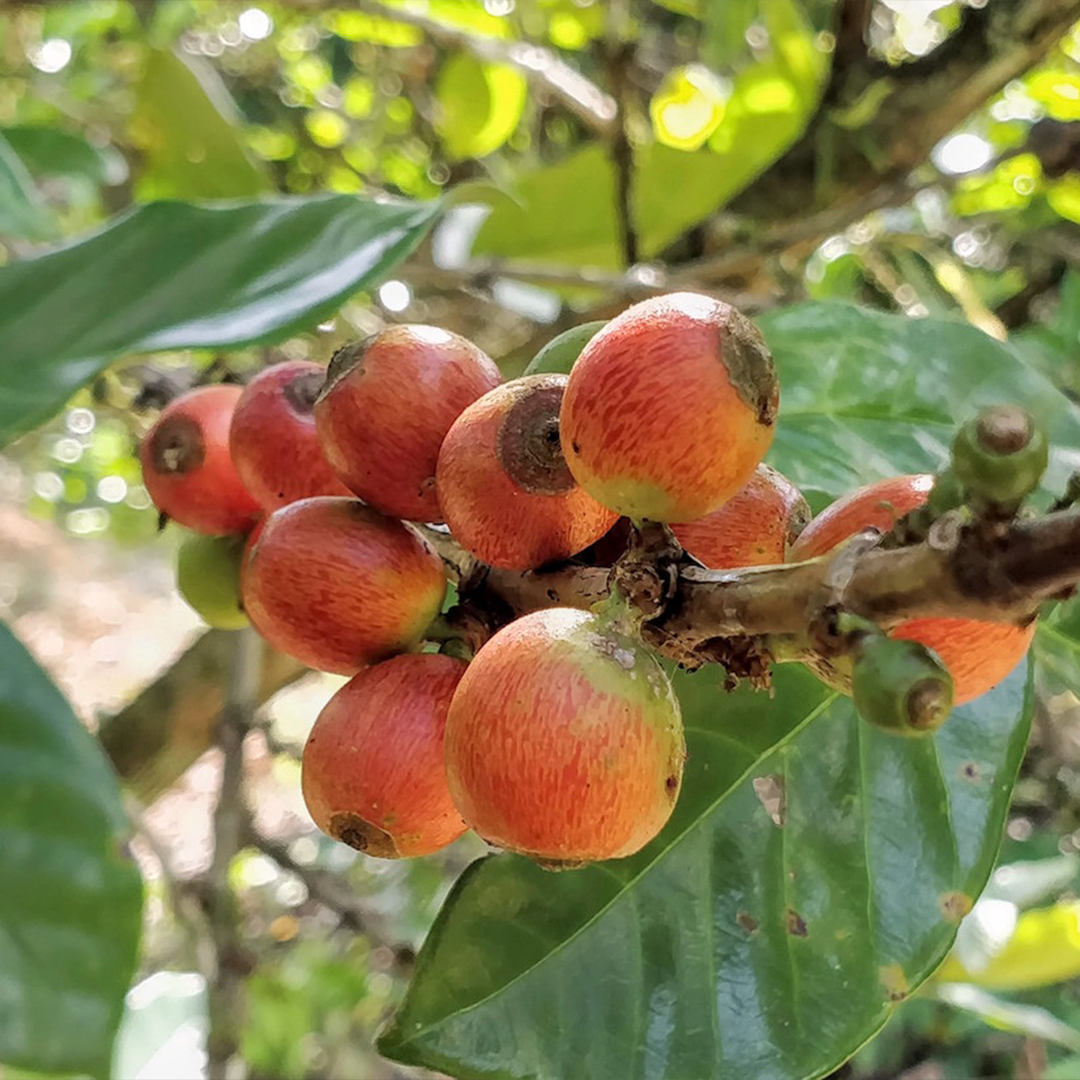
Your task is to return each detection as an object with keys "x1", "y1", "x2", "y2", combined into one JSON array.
[{"x1": 4, "y1": 1, "x2": 1080, "y2": 1078}]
